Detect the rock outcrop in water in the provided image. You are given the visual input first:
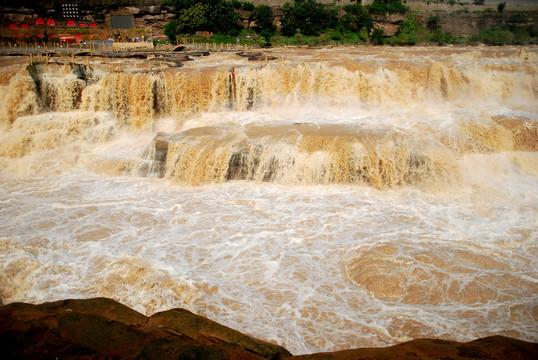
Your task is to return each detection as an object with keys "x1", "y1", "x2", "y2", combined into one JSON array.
[{"x1": 1, "y1": 298, "x2": 537, "y2": 360}]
